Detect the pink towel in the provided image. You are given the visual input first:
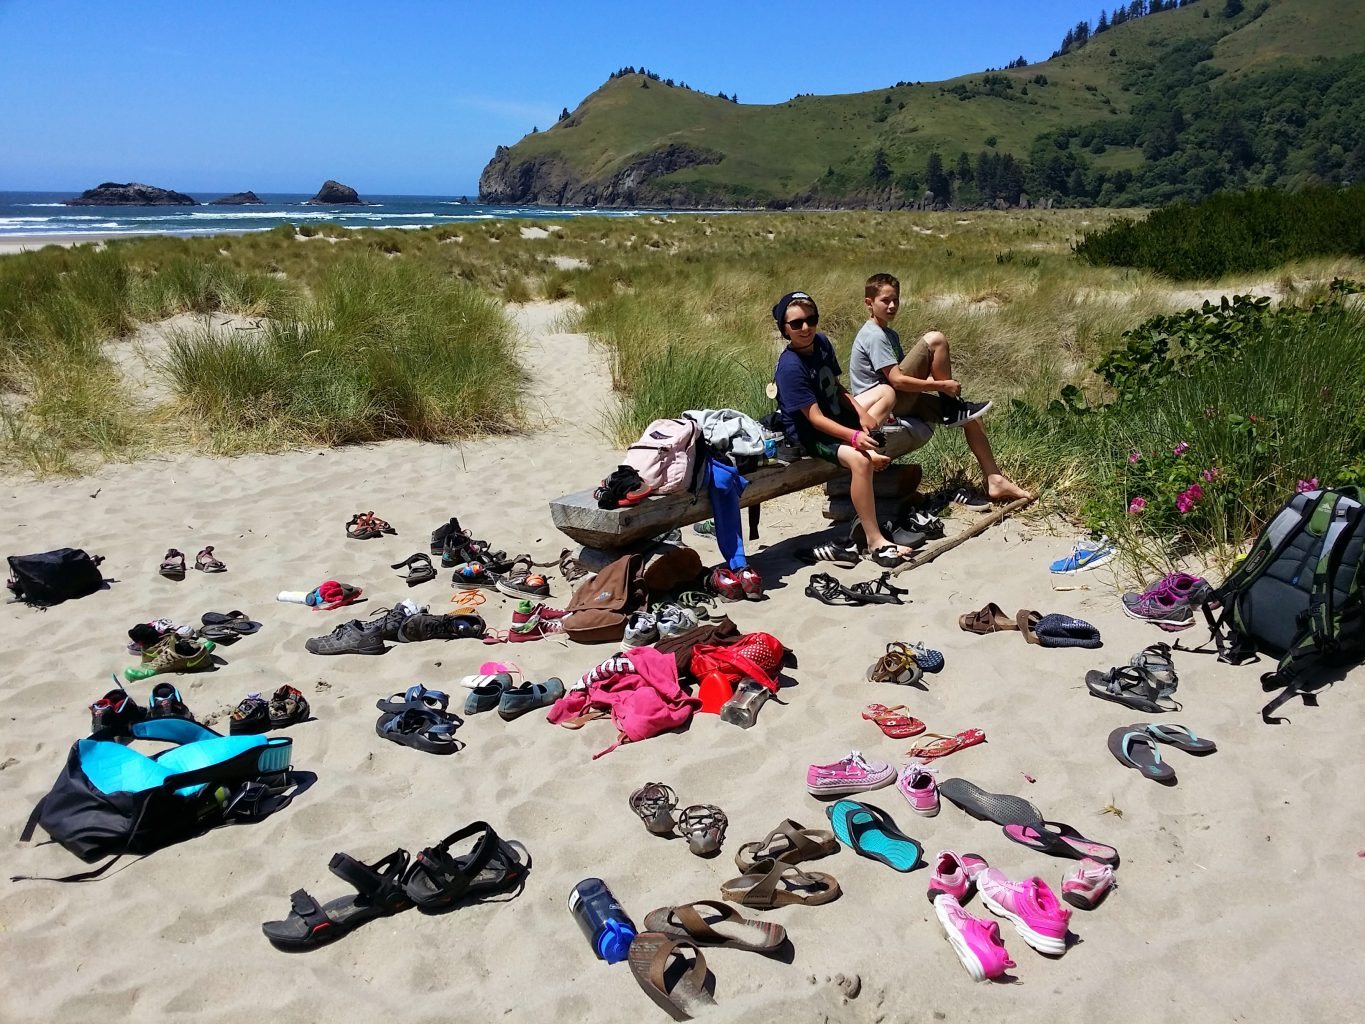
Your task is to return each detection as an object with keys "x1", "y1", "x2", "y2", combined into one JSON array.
[{"x1": 548, "y1": 646, "x2": 701, "y2": 757}]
